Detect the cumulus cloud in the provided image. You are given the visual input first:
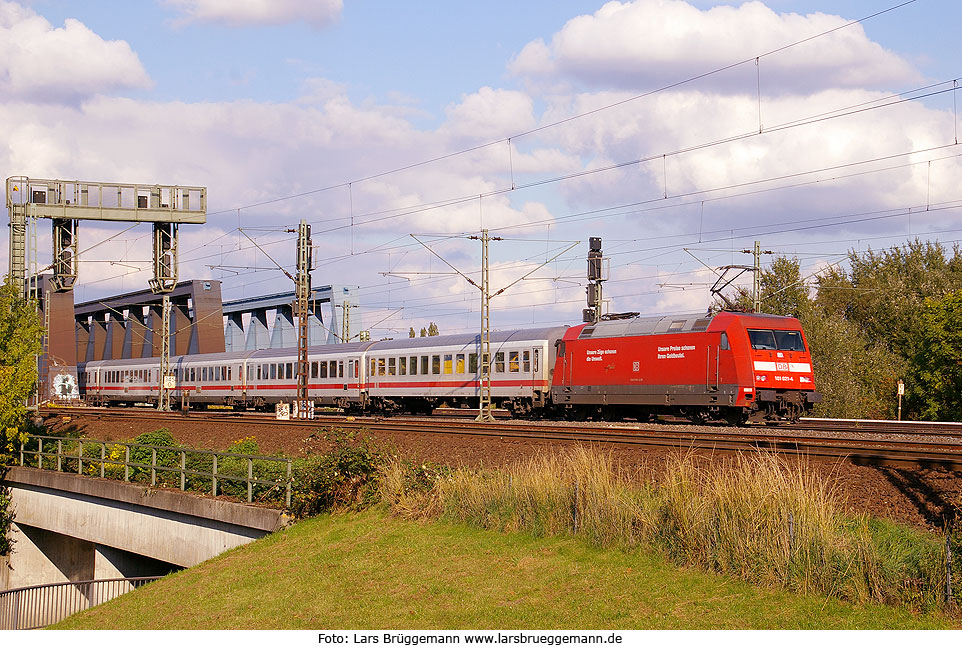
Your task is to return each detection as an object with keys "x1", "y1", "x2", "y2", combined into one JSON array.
[
  {"x1": 166, "y1": 0, "x2": 342, "y2": 29},
  {"x1": 509, "y1": 0, "x2": 920, "y2": 94},
  {"x1": 0, "y1": 1, "x2": 151, "y2": 103}
]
